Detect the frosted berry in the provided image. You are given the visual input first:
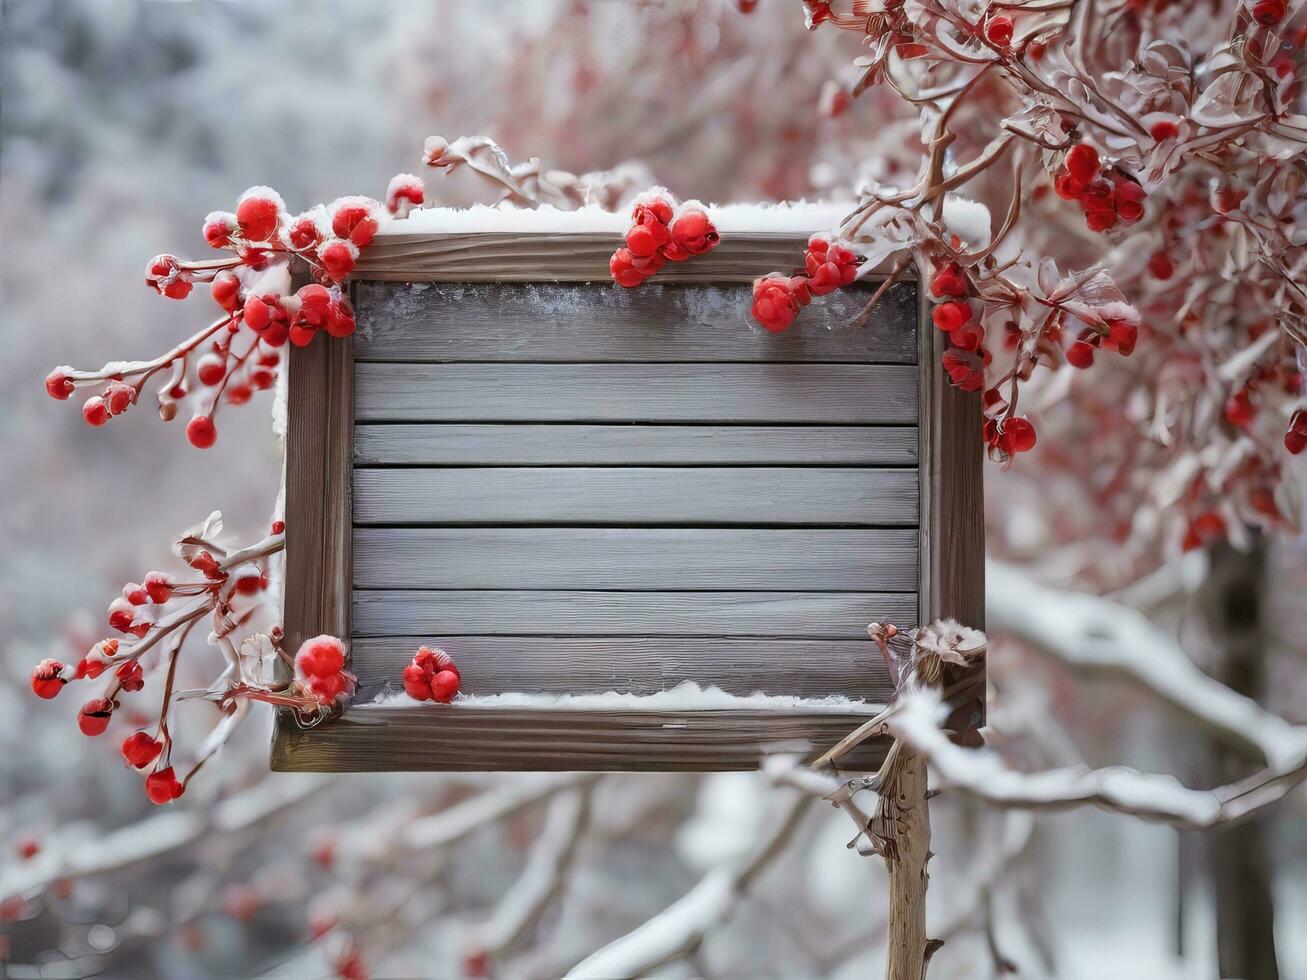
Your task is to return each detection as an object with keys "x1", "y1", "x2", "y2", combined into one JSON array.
[
  {"x1": 31, "y1": 659, "x2": 66, "y2": 699},
  {"x1": 203, "y1": 211, "x2": 238, "y2": 248},
  {"x1": 610, "y1": 248, "x2": 647, "y2": 288},
  {"x1": 668, "y1": 207, "x2": 720, "y2": 258},
  {"x1": 331, "y1": 199, "x2": 380, "y2": 248},
  {"x1": 186, "y1": 415, "x2": 218, "y2": 449},
  {"x1": 386, "y1": 173, "x2": 425, "y2": 217},
  {"x1": 123, "y1": 582, "x2": 150, "y2": 605},
  {"x1": 319, "y1": 239, "x2": 359, "y2": 280},
  {"x1": 145, "y1": 766, "x2": 185, "y2": 805},
  {"x1": 930, "y1": 265, "x2": 969, "y2": 298},
  {"x1": 1251, "y1": 0, "x2": 1286, "y2": 25},
  {"x1": 235, "y1": 188, "x2": 284, "y2": 242},
  {"x1": 78, "y1": 698, "x2": 115, "y2": 737},
  {"x1": 104, "y1": 382, "x2": 134, "y2": 416},
  {"x1": 986, "y1": 15, "x2": 1014, "y2": 45},
  {"x1": 45, "y1": 369, "x2": 74, "y2": 400},
  {"x1": 288, "y1": 216, "x2": 321, "y2": 251},
  {"x1": 999, "y1": 417, "x2": 1037, "y2": 454},
  {"x1": 121, "y1": 731, "x2": 162, "y2": 769},
  {"x1": 211, "y1": 271, "x2": 241, "y2": 312},
  {"x1": 1067, "y1": 341, "x2": 1096, "y2": 369},
  {"x1": 197, "y1": 354, "x2": 227, "y2": 387},
  {"x1": 117, "y1": 660, "x2": 145, "y2": 693},
  {"x1": 804, "y1": 235, "x2": 859, "y2": 295},
  {"x1": 751, "y1": 276, "x2": 811, "y2": 333},
  {"x1": 83, "y1": 396, "x2": 110, "y2": 427},
  {"x1": 1113, "y1": 177, "x2": 1146, "y2": 223},
  {"x1": 297, "y1": 635, "x2": 346, "y2": 678},
  {"x1": 403, "y1": 646, "x2": 462, "y2": 703},
  {"x1": 144, "y1": 571, "x2": 173, "y2": 603}
]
